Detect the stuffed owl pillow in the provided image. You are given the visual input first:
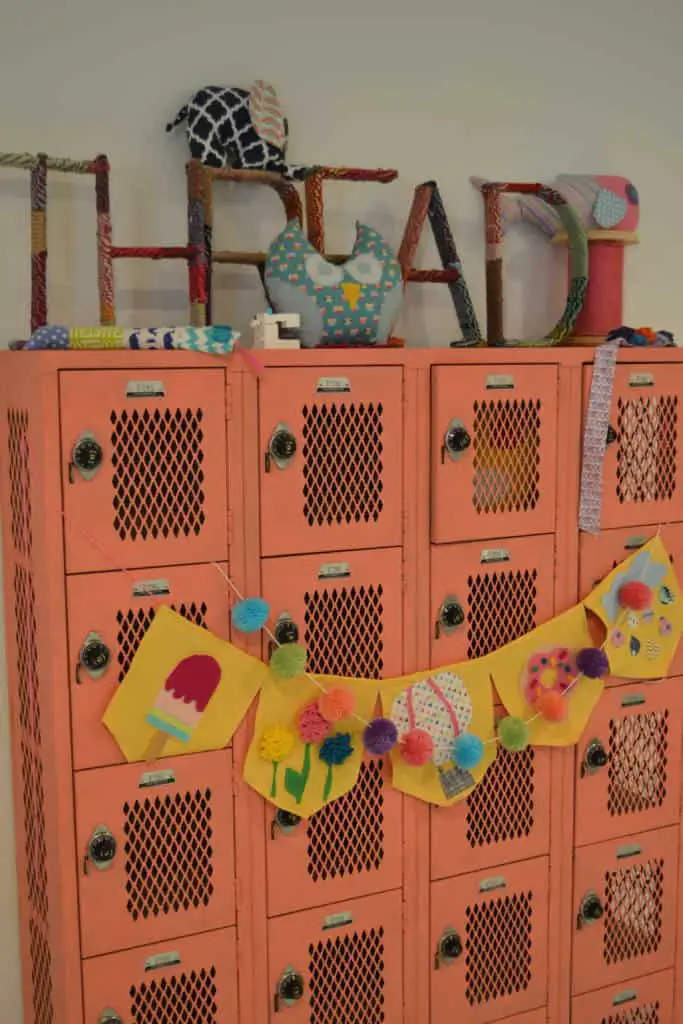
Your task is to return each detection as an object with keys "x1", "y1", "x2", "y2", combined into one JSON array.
[{"x1": 264, "y1": 220, "x2": 403, "y2": 347}]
